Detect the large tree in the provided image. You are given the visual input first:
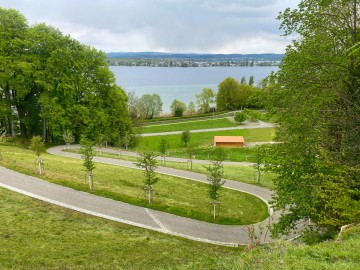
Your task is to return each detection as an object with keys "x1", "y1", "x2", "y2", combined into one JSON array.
[
  {"x1": 0, "y1": 8, "x2": 132, "y2": 144},
  {"x1": 267, "y1": 0, "x2": 360, "y2": 237},
  {"x1": 196, "y1": 88, "x2": 215, "y2": 113},
  {"x1": 216, "y1": 77, "x2": 239, "y2": 111},
  {"x1": 137, "y1": 93, "x2": 163, "y2": 119}
]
